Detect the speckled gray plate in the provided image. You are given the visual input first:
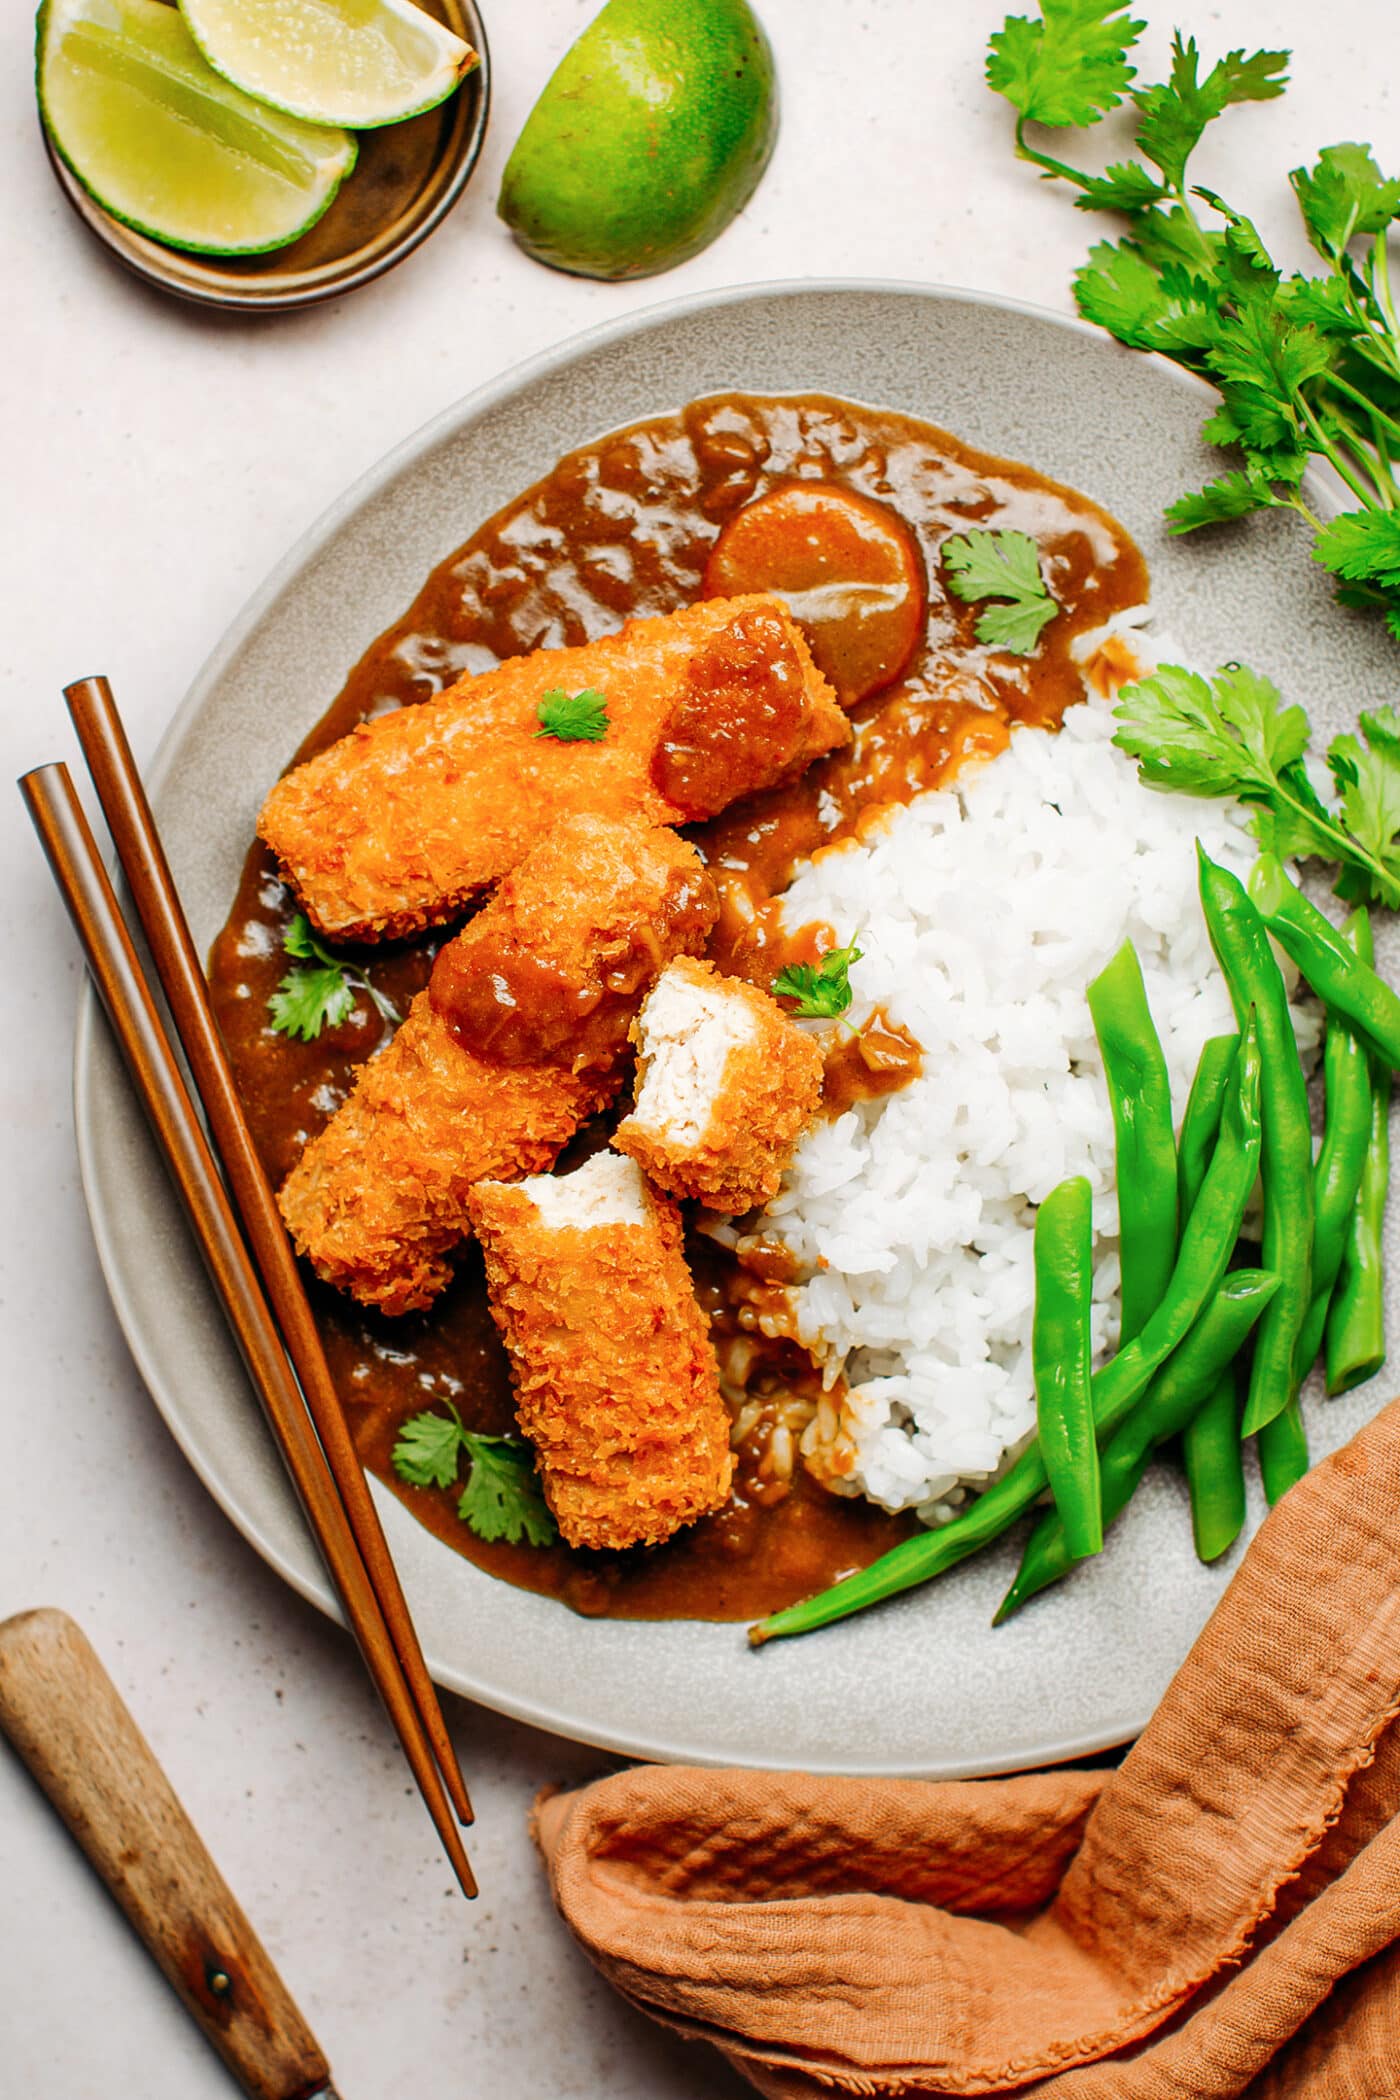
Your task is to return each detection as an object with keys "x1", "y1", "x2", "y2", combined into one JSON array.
[{"x1": 74, "y1": 282, "x2": 1399, "y2": 1776}]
